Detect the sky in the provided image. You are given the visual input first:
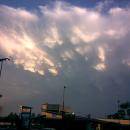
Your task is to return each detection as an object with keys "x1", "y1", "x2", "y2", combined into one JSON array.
[{"x1": 0, "y1": 0, "x2": 130, "y2": 117}]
